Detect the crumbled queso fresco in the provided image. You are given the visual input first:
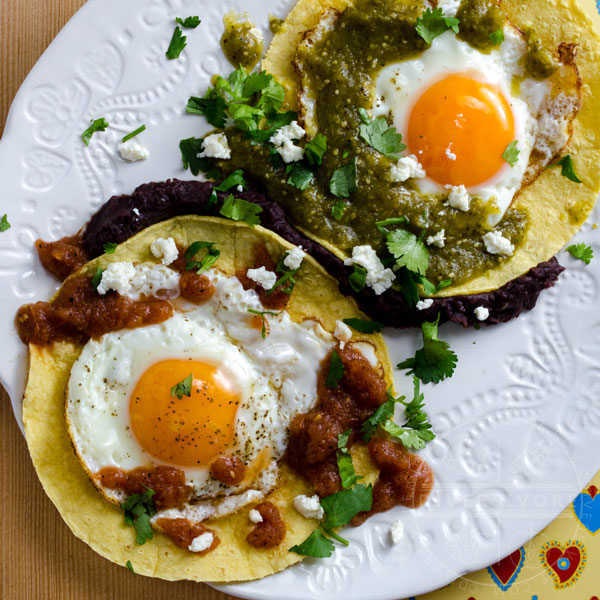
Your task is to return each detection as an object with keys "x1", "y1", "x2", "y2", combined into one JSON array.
[
  {"x1": 483, "y1": 230, "x2": 515, "y2": 256},
  {"x1": 270, "y1": 121, "x2": 305, "y2": 163},
  {"x1": 416, "y1": 298, "x2": 434, "y2": 311},
  {"x1": 246, "y1": 266, "x2": 277, "y2": 290},
  {"x1": 283, "y1": 245, "x2": 306, "y2": 270},
  {"x1": 474, "y1": 305, "x2": 490, "y2": 321},
  {"x1": 390, "y1": 154, "x2": 426, "y2": 182},
  {"x1": 188, "y1": 531, "x2": 214, "y2": 553},
  {"x1": 249, "y1": 509, "x2": 263, "y2": 523},
  {"x1": 426, "y1": 229, "x2": 446, "y2": 248},
  {"x1": 150, "y1": 237, "x2": 178, "y2": 265},
  {"x1": 293, "y1": 494, "x2": 324, "y2": 520},
  {"x1": 447, "y1": 185, "x2": 471, "y2": 212},
  {"x1": 344, "y1": 245, "x2": 395, "y2": 295},
  {"x1": 119, "y1": 139, "x2": 149, "y2": 162},
  {"x1": 200, "y1": 133, "x2": 231, "y2": 159},
  {"x1": 96, "y1": 262, "x2": 180, "y2": 299}
]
